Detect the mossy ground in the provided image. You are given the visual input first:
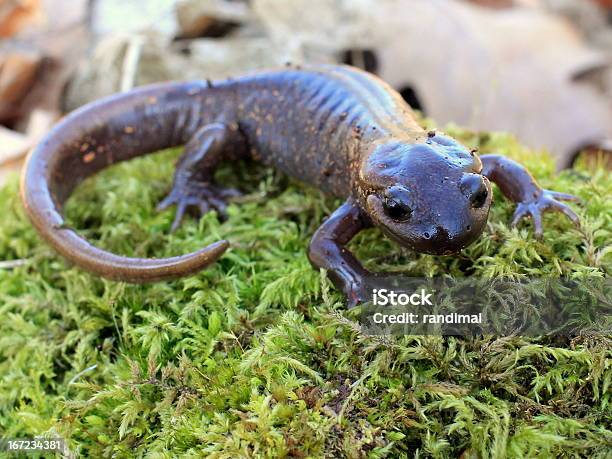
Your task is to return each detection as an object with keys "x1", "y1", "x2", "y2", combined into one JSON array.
[{"x1": 0, "y1": 125, "x2": 610, "y2": 458}]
